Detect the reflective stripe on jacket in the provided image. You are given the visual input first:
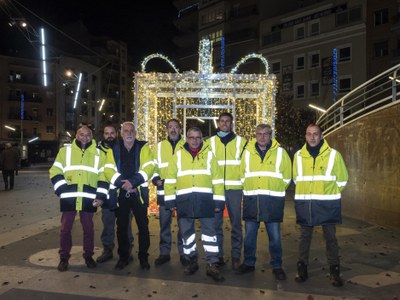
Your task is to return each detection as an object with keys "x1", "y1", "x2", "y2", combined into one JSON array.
[
  {"x1": 49, "y1": 139, "x2": 108, "y2": 212},
  {"x1": 293, "y1": 140, "x2": 348, "y2": 225},
  {"x1": 240, "y1": 138, "x2": 291, "y2": 222},
  {"x1": 164, "y1": 143, "x2": 225, "y2": 218},
  {"x1": 152, "y1": 136, "x2": 185, "y2": 205},
  {"x1": 209, "y1": 134, "x2": 247, "y2": 190}
]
